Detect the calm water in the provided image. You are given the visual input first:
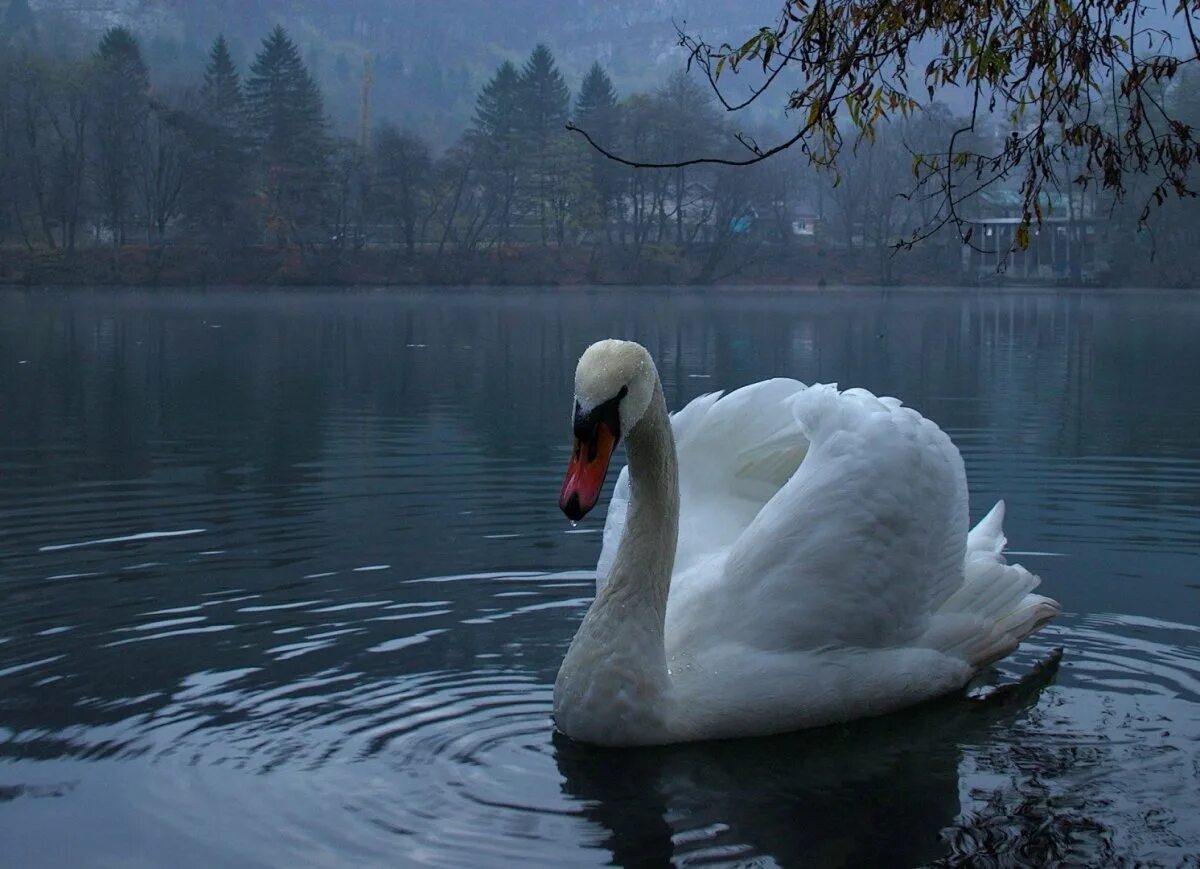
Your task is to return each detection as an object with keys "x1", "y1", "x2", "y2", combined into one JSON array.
[{"x1": 1, "y1": 288, "x2": 1198, "y2": 867}]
